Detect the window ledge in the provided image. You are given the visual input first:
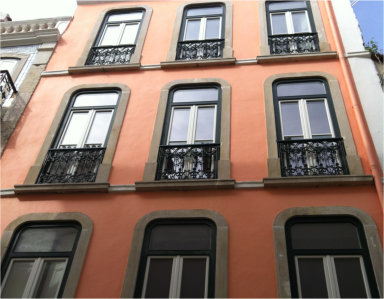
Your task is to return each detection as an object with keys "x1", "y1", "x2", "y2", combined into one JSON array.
[
  {"x1": 68, "y1": 63, "x2": 141, "y2": 74},
  {"x1": 257, "y1": 51, "x2": 337, "y2": 64},
  {"x1": 160, "y1": 58, "x2": 236, "y2": 69},
  {"x1": 135, "y1": 179, "x2": 236, "y2": 191},
  {"x1": 263, "y1": 175, "x2": 373, "y2": 188},
  {"x1": 14, "y1": 182, "x2": 110, "y2": 194}
]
